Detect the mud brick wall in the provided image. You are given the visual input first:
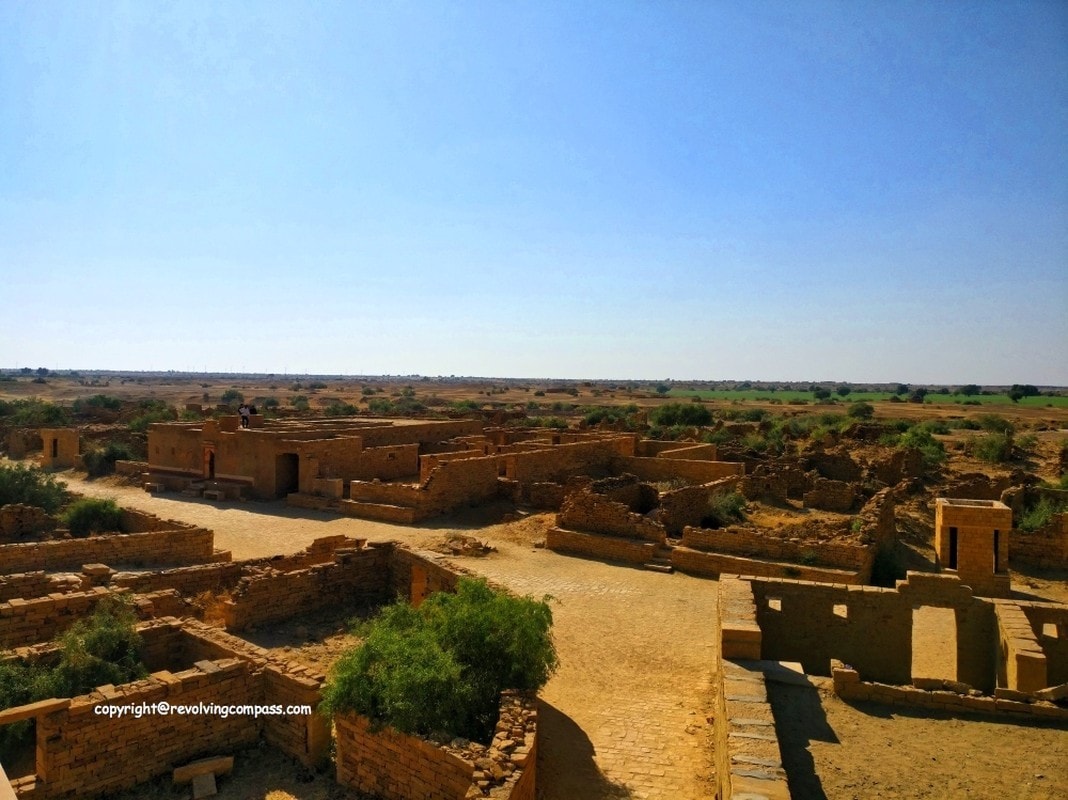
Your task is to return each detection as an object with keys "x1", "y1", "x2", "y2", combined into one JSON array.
[
  {"x1": 118, "y1": 508, "x2": 196, "y2": 533},
  {"x1": 521, "y1": 482, "x2": 567, "y2": 510},
  {"x1": 341, "y1": 443, "x2": 421, "y2": 482},
  {"x1": 671, "y1": 546, "x2": 866, "y2": 584},
  {"x1": 419, "y1": 449, "x2": 494, "y2": 483},
  {"x1": 33, "y1": 659, "x2": 261, "y2": 799},
  {"x1": 610, "y1": 456, "x2": 744, "y2": 485},
  {"x1": 802, "y1": 478, "x2": 859, "y2": 512},
  {"x1": 546, "y1": 528, "x2": 656, "y2": 565},
  {"x1": 222, "y1": 546, "x2": 391, "y2": 631},
  {"x1": 0, "y1": 527, "x2": 224, "y2": 575},
  {"x1": 1011, "y1": 514, "x2": 1068, "y2": 569},
  {"x1": 831, "y1": 661, "x2": 1067, "y2": 721},
  {"x1": 113, "y1": 459, "x2": 149, "y2": 476},
  {"x1": 0, "y1": 504, "x2": 56, "y2": 540},
  {"x1": 995, "y1": 602, "x2": 1047, "y2": 692},
  {"x1": 680, "y1": 526, "x2": 870, "y2": 571},
  {"x1": 346, "y1": 455, "x2": 500, "y2": 520},
  {"x1": 557, "y1": 492, "x2": 665, "y2": 543},
  {"x1": 358, "y1": 420, "x2": 485, "y2": 448},
  {"x1": 1019, "y1": 601, "x2": 1068, "y2": 687},
  {"x1": 944, "y1": 473, "x2": 1014, "y2": 501},
  {"x1": 854, "y1": 488, "x2": 896, "y2": 548}
]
